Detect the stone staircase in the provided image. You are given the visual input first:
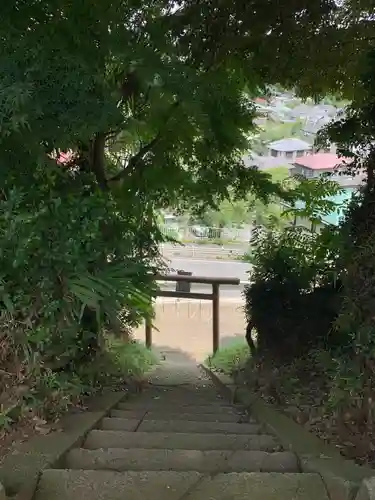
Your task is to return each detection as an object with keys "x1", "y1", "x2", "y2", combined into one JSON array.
[{"x1": 34, "y1": 362, "x2": 330, "y2": 499}]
